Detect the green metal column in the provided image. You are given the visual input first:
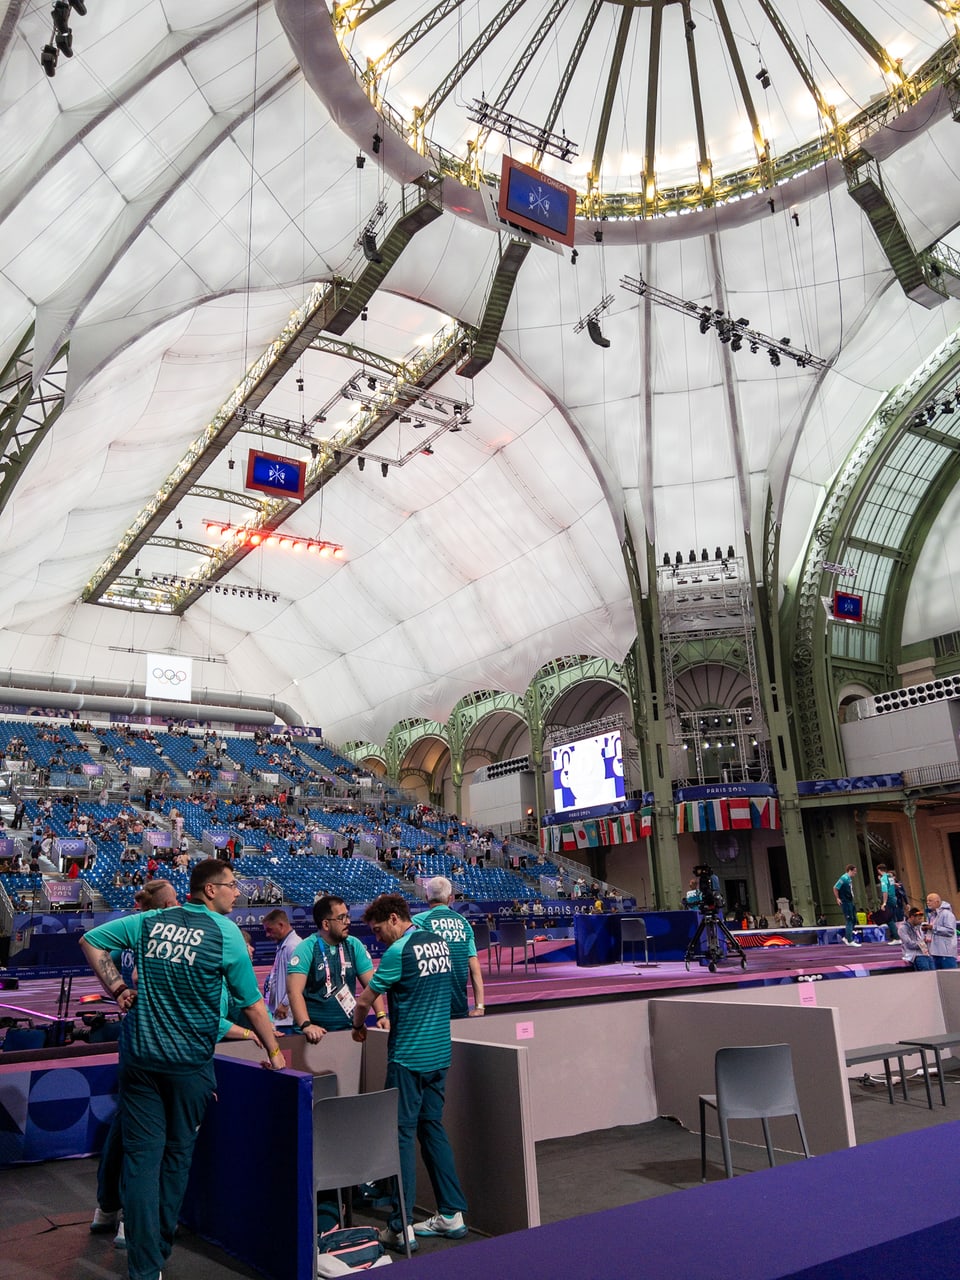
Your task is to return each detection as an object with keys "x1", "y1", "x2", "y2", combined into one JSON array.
[
  {"x1": 904, "y1": 798, "x2": 928, "y2": 900},
  {"x1": 523, "y1": 683, "x2": 547, "y2": 826},
  {"x1": 754, "y1": 521, "x2": 816, "y2": 922},
  {"x1": 802, "y1": 806, "x2": 861, "y2": 925},
  {"x1": 623, "y1": 531, "x2": 682, "y2": 911}
]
